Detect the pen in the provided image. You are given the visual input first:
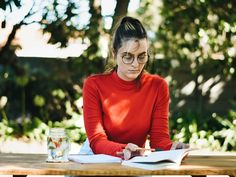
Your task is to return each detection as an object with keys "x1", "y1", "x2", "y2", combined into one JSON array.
[
  {"x1": 136, "y1": 148, "x2": 156, "y2": 151},
  {"x1": 116, "y1": 148, "x2": 163, "y2": 156}
]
